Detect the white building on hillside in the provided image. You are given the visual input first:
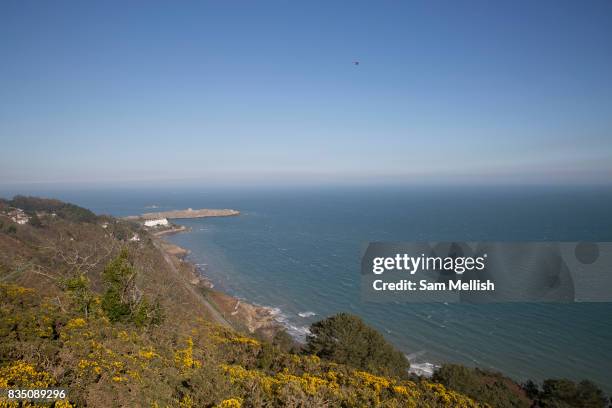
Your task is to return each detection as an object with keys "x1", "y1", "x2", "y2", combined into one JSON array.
[
  {"x1": 8, "y1": 208, "x2": 30, "y2": 225},
  {"x1": 144, "y1": 218, "x2": 169, "y2": 227}
]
